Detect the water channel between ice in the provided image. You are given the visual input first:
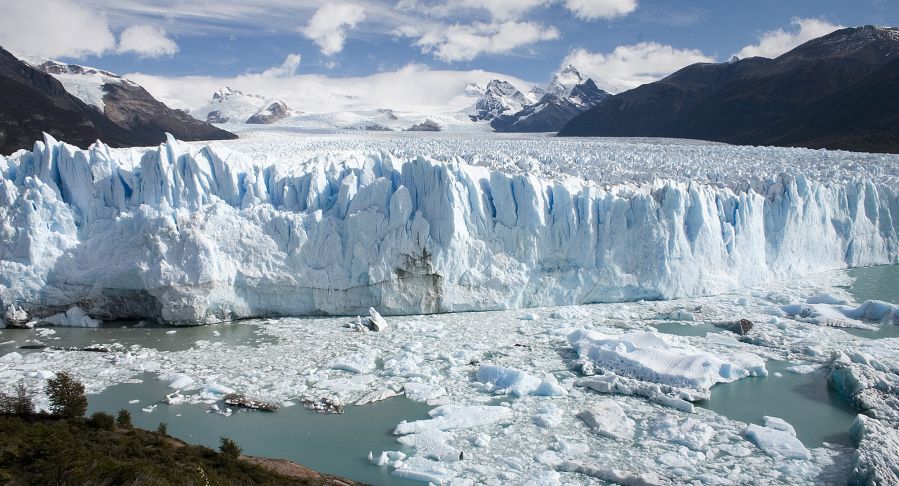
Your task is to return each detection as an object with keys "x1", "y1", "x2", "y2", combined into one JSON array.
[{"x1": 1, "y1": 265, "x2": 896, "y2": 485}]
